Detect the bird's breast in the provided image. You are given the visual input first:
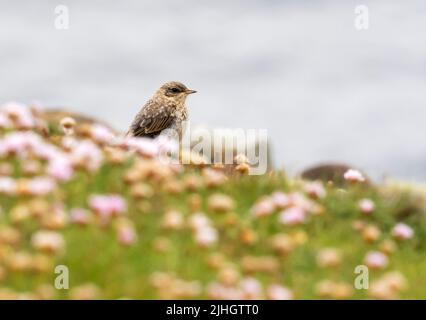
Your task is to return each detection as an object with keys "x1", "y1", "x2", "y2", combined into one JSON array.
[{"x1": 172, "y1": 107, "x2": 188, "y2": 120}]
